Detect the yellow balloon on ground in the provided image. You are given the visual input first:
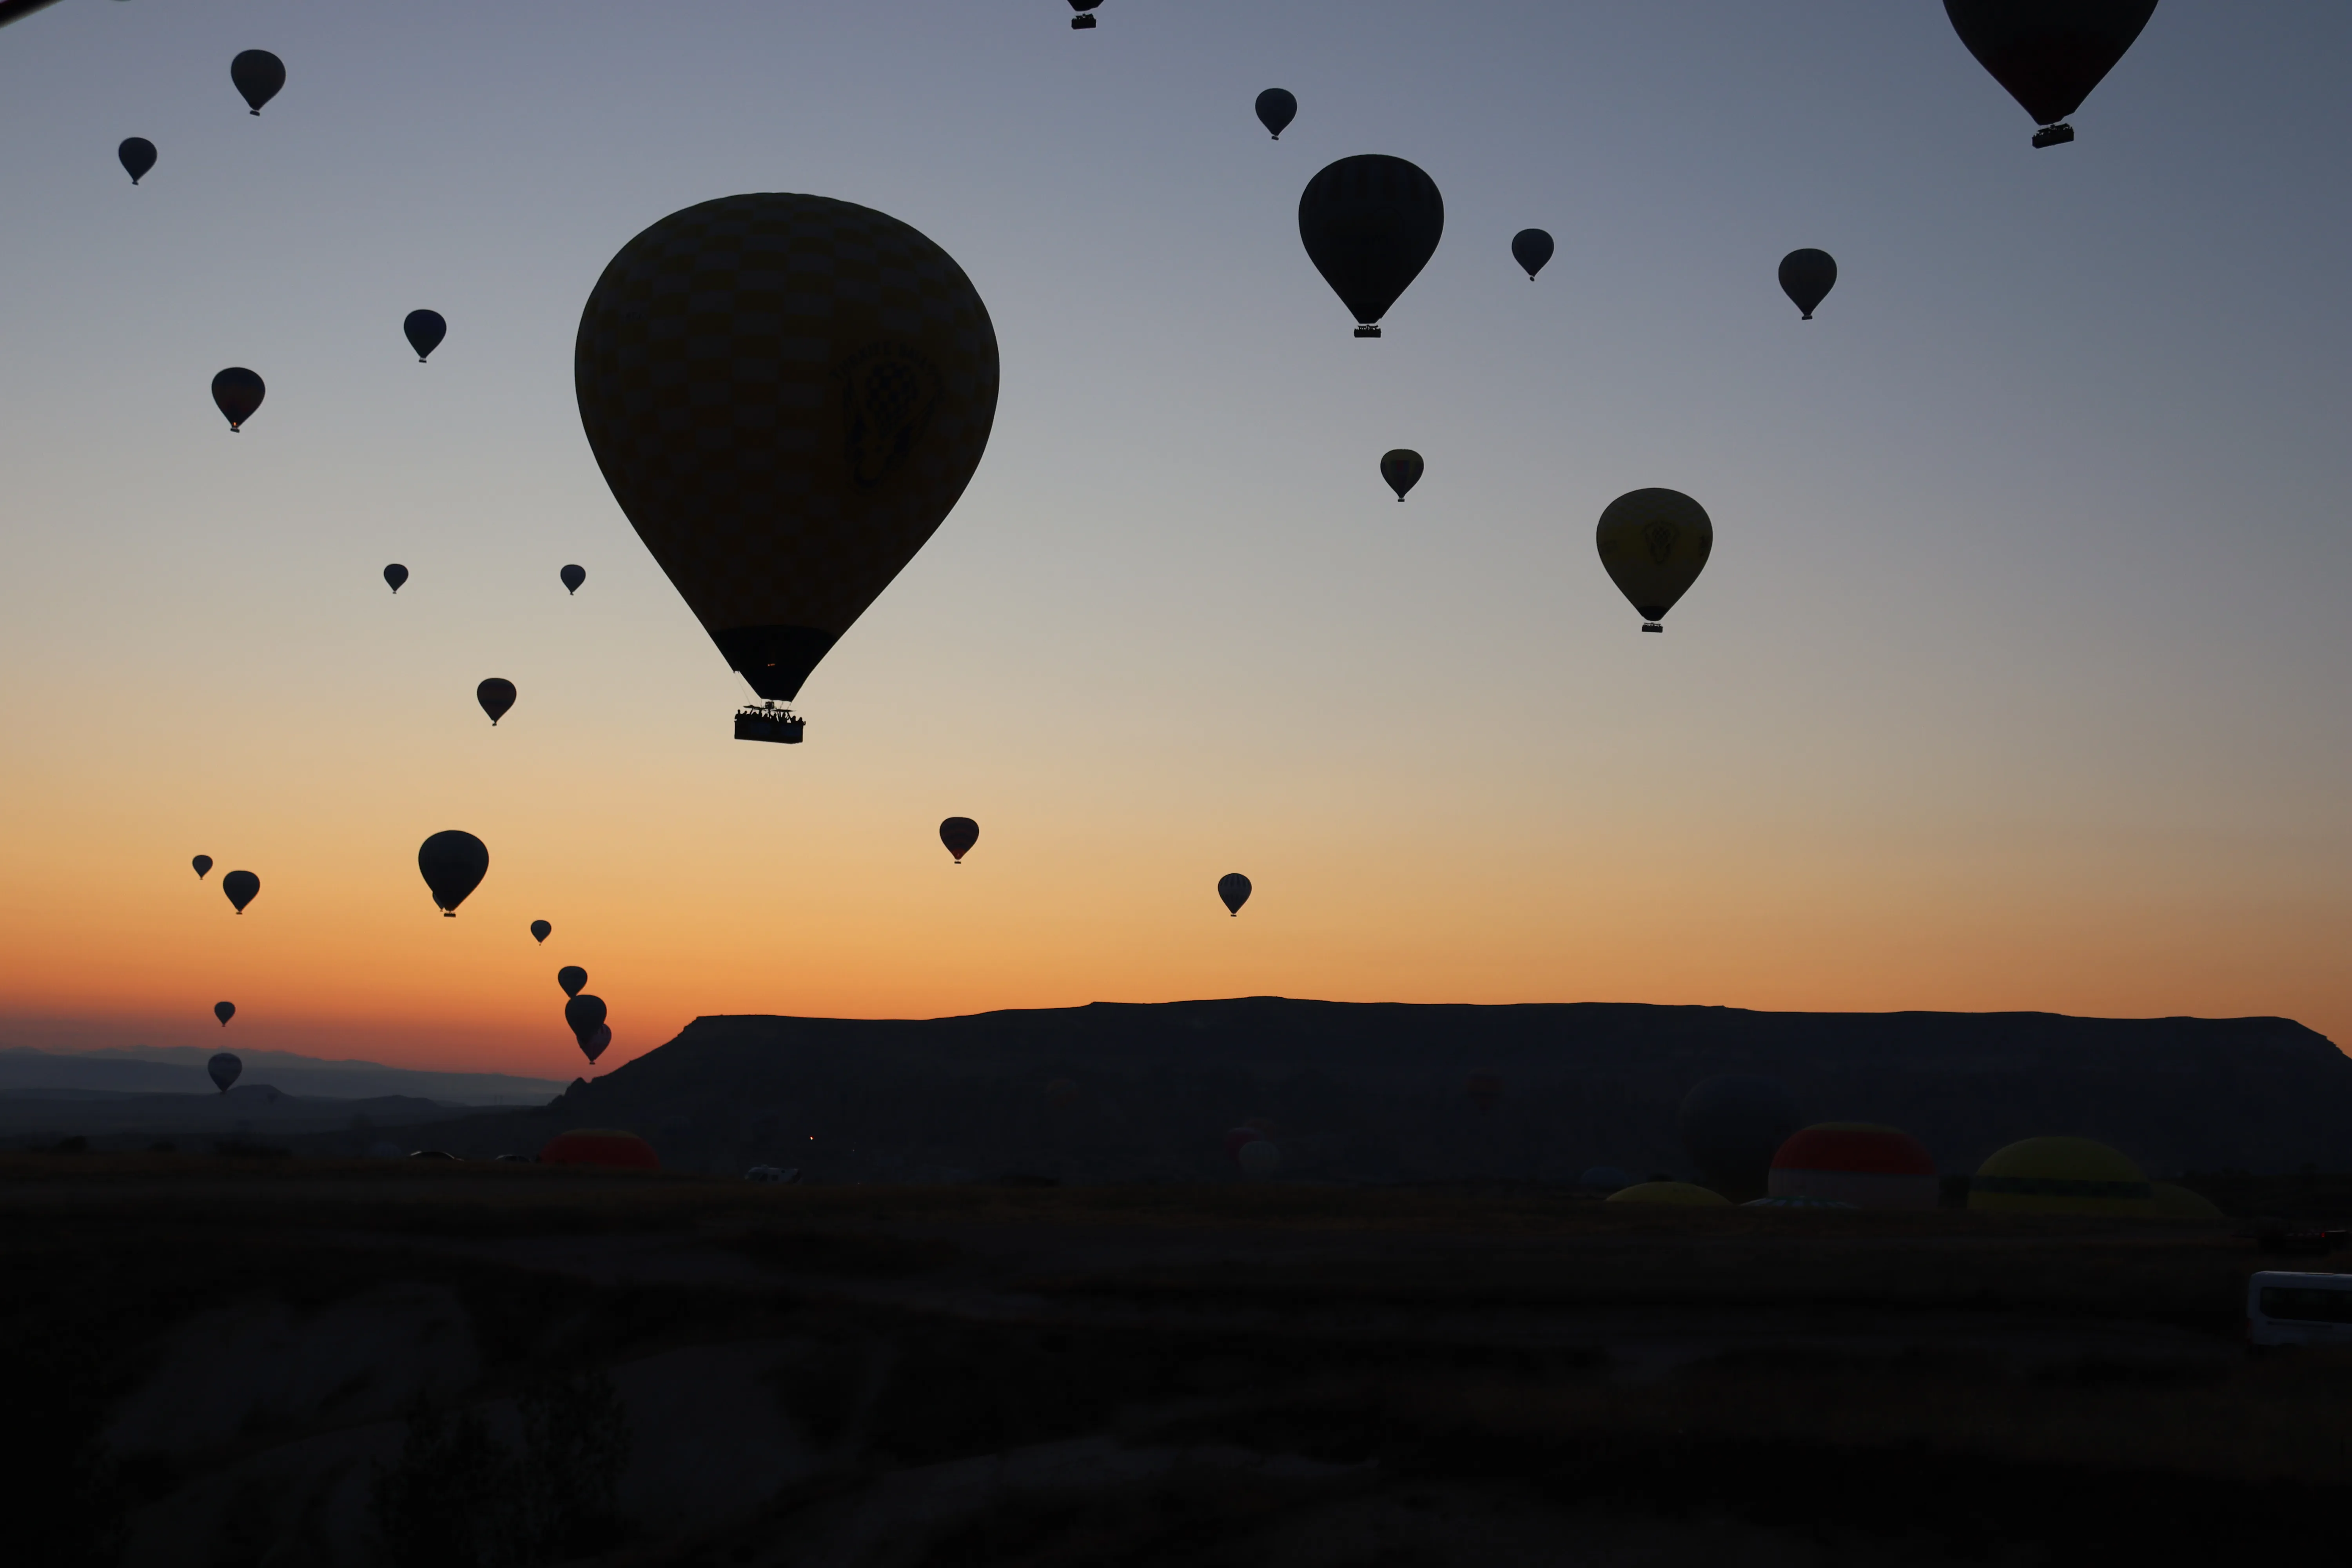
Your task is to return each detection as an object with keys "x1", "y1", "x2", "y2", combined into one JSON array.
[
  {"x1": 1967, "y1": 1137, "x2": 2154, "y2": 1216},
  {"x1": 1596, "y1": 488, "x2": 1712, "y2": 632},
  {"x1": 1605, "y1": 1181, "x2": 1730, "y2": 1207},
  {"x1": 575, "y1": 193, "x2": 1000, "y2": 709},
  {"x1": 2151, "y1": 1182, "x2": 2225, "y2": 1221}
]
